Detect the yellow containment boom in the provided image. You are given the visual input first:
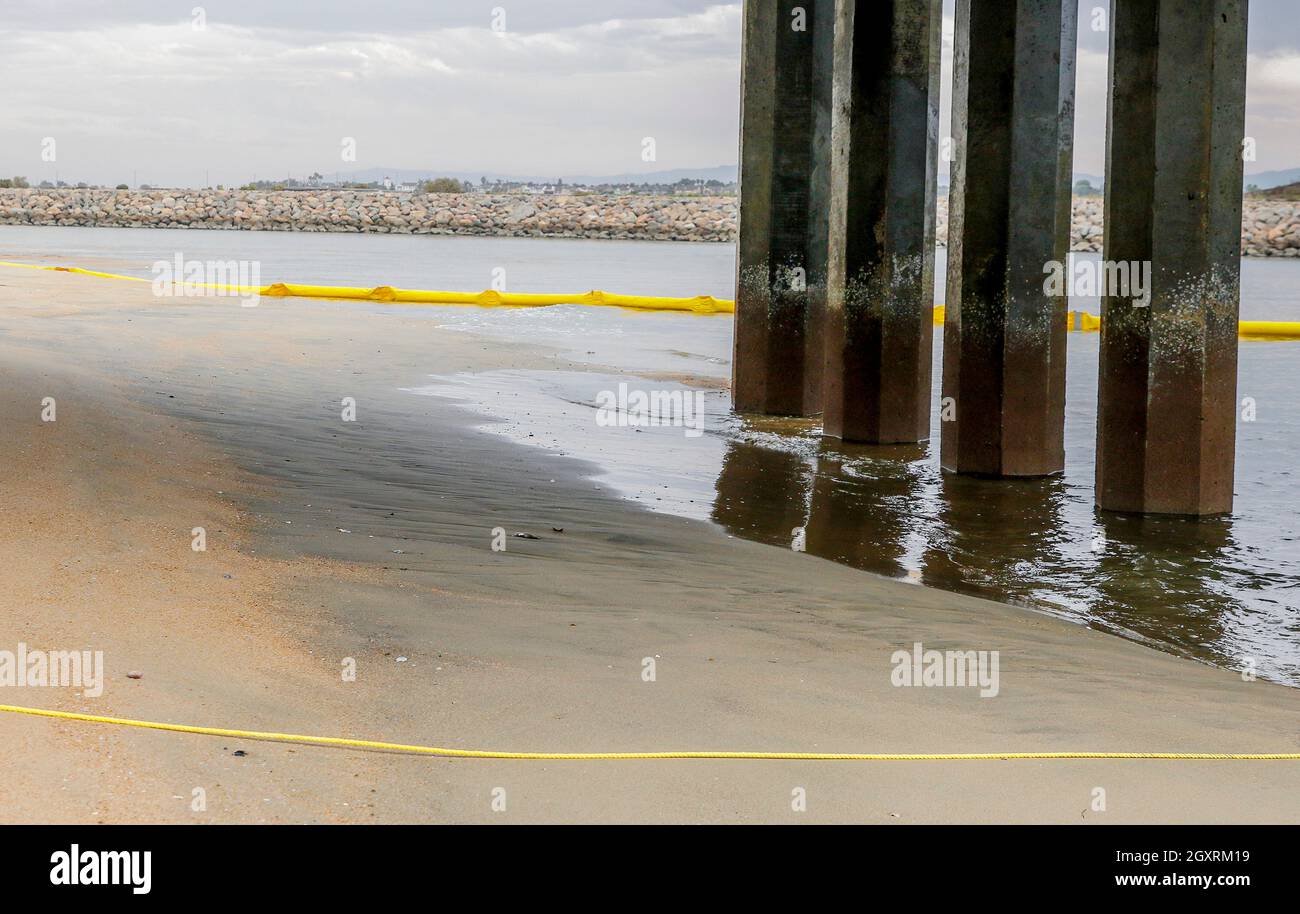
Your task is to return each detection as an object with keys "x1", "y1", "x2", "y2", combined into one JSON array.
[
  {"x1": 1238, "y1": 320, "x2": 1300, "y2": 341},
  {"x1": 3, "y1": 260, "x2": 1299, "y2": 336},
  {"x1": 936, "y1": 303, "x2": 1293, "y2": 338},
  {"x1": 0, "y1": 261, "x2": 733, "y2": 314},
  {"x1": 260, "y1": 282, "x2": 735, "y2": 313},
  {"x1": 934, "y1": 306, "x2": 1102, "y2": 329}
]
